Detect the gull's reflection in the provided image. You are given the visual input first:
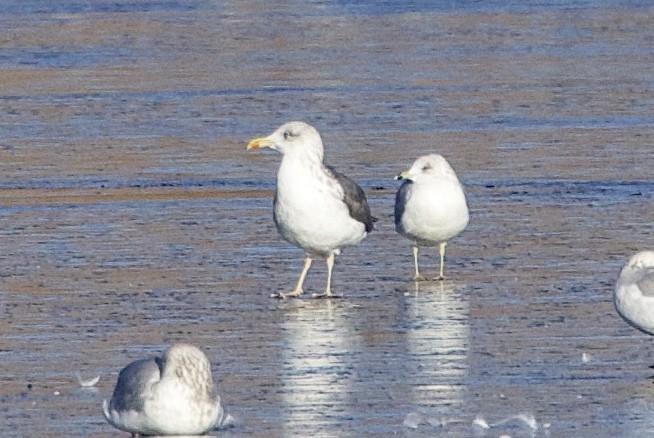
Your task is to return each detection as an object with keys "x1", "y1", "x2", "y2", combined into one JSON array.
[
  {"x1": 620, "y1": 383, "x2": 654, "y2": 436},
  {"x1": 279, "y1": 300, "x2": 357, "y2": 436},
  {"x1": 405, "y1": 281, "x2": 470, "y2": 427}
]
